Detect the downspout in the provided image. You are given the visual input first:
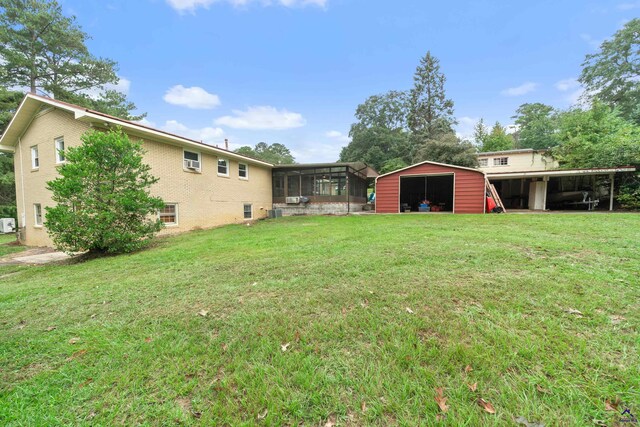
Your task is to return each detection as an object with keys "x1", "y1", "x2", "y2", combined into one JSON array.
[{"x1": 17, "y1": 137, "x2": 27, "y2": 230}]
